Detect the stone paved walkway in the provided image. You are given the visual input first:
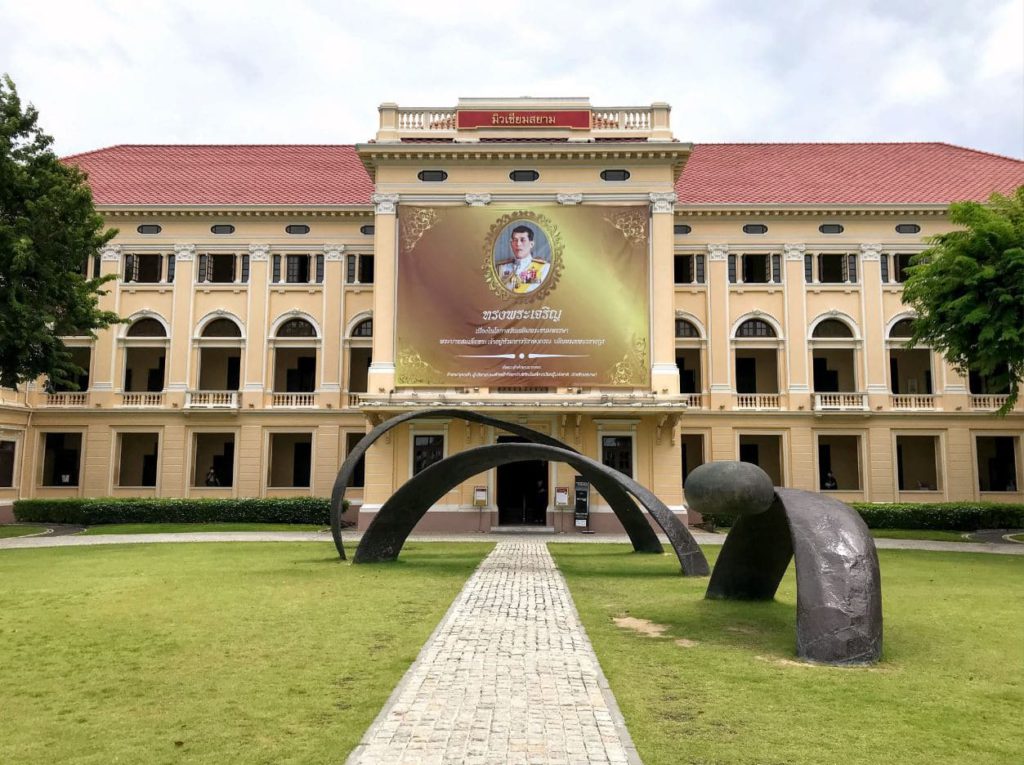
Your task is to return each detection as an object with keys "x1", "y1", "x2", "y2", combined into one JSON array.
[{"x1": 346, "y1": 540, "x2": 640, "y2": 765}]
